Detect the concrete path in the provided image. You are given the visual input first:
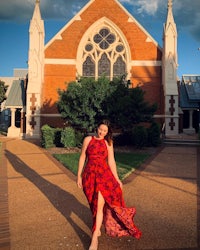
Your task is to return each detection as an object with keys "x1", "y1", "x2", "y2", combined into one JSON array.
[{"x1": 0, "y1": 137, "x2": 199, "y2": 250}]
